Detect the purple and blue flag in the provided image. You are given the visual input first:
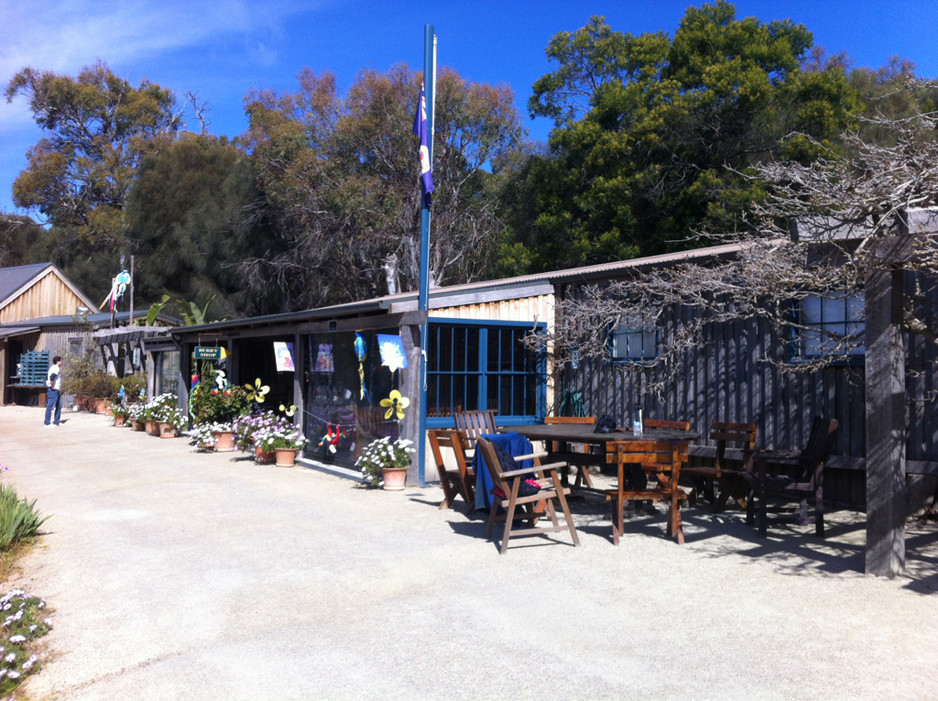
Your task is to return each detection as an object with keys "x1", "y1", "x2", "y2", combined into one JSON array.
[{"x1": 414, "y1": 83, "x2": 434, "y2": 206}]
